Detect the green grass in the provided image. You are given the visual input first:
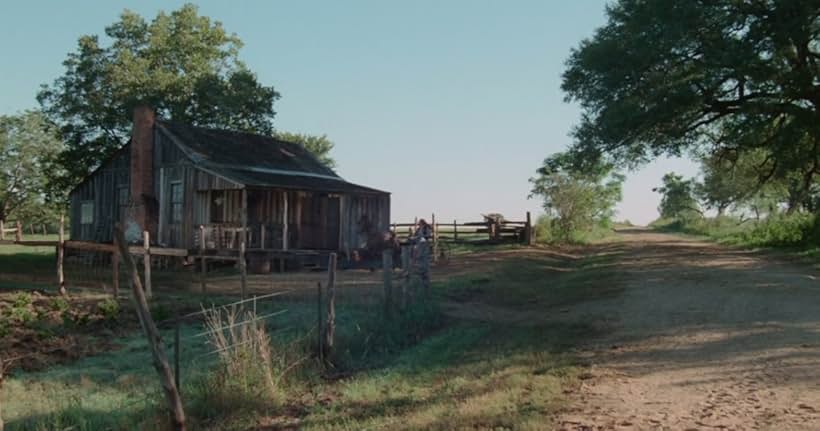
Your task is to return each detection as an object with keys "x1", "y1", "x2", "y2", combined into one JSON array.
[
  {"x1": 298, "y1": 249, "x2": 618, "y2": 430},
  {"x1": 651, "y1": 214, "x2": 820, "y2": 266},
  {"x1": 2, "y1": 244, "x2": 621, "y2": 430},
  {"x1": 0, "y1": 235, "x2": 59, "y2": 293}
]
